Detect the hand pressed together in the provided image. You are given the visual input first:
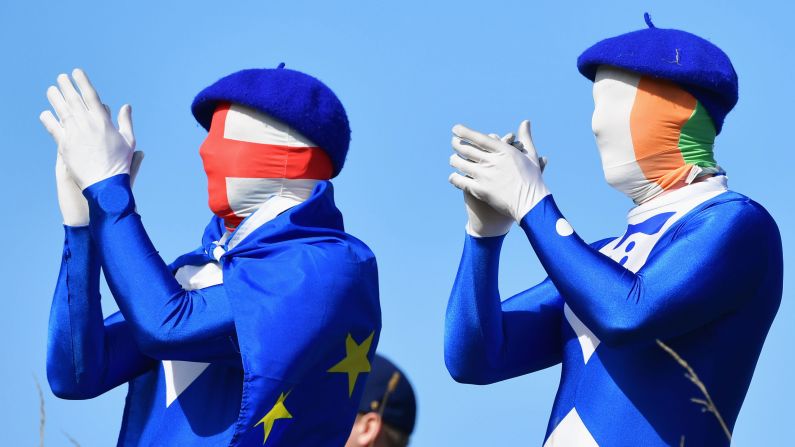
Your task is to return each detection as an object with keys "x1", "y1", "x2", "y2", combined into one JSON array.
[
  {"x1": 40, "y1": 69, "x2": 143, "y2": 225},
  {"x1": 40, "y1": 68, "x2": 140, "y2": 191},
  {"x1": 449, "y1": 120, "x2": 550, "y2": 225}
]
